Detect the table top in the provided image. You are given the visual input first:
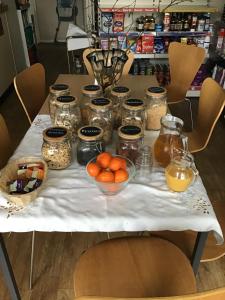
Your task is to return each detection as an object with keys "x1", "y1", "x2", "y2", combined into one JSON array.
[{"x1": 0, "y1": 75, "x2": 223, "y2": 244}]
